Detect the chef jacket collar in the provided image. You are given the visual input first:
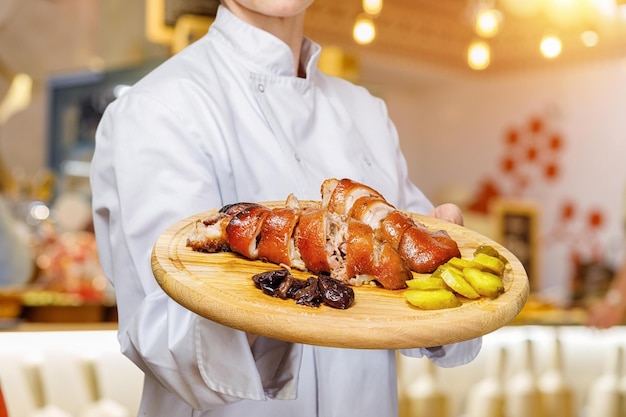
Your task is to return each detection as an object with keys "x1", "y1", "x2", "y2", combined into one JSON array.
[{"x1": 212, "y1": 5, "x2": 321, "y2": 81}]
